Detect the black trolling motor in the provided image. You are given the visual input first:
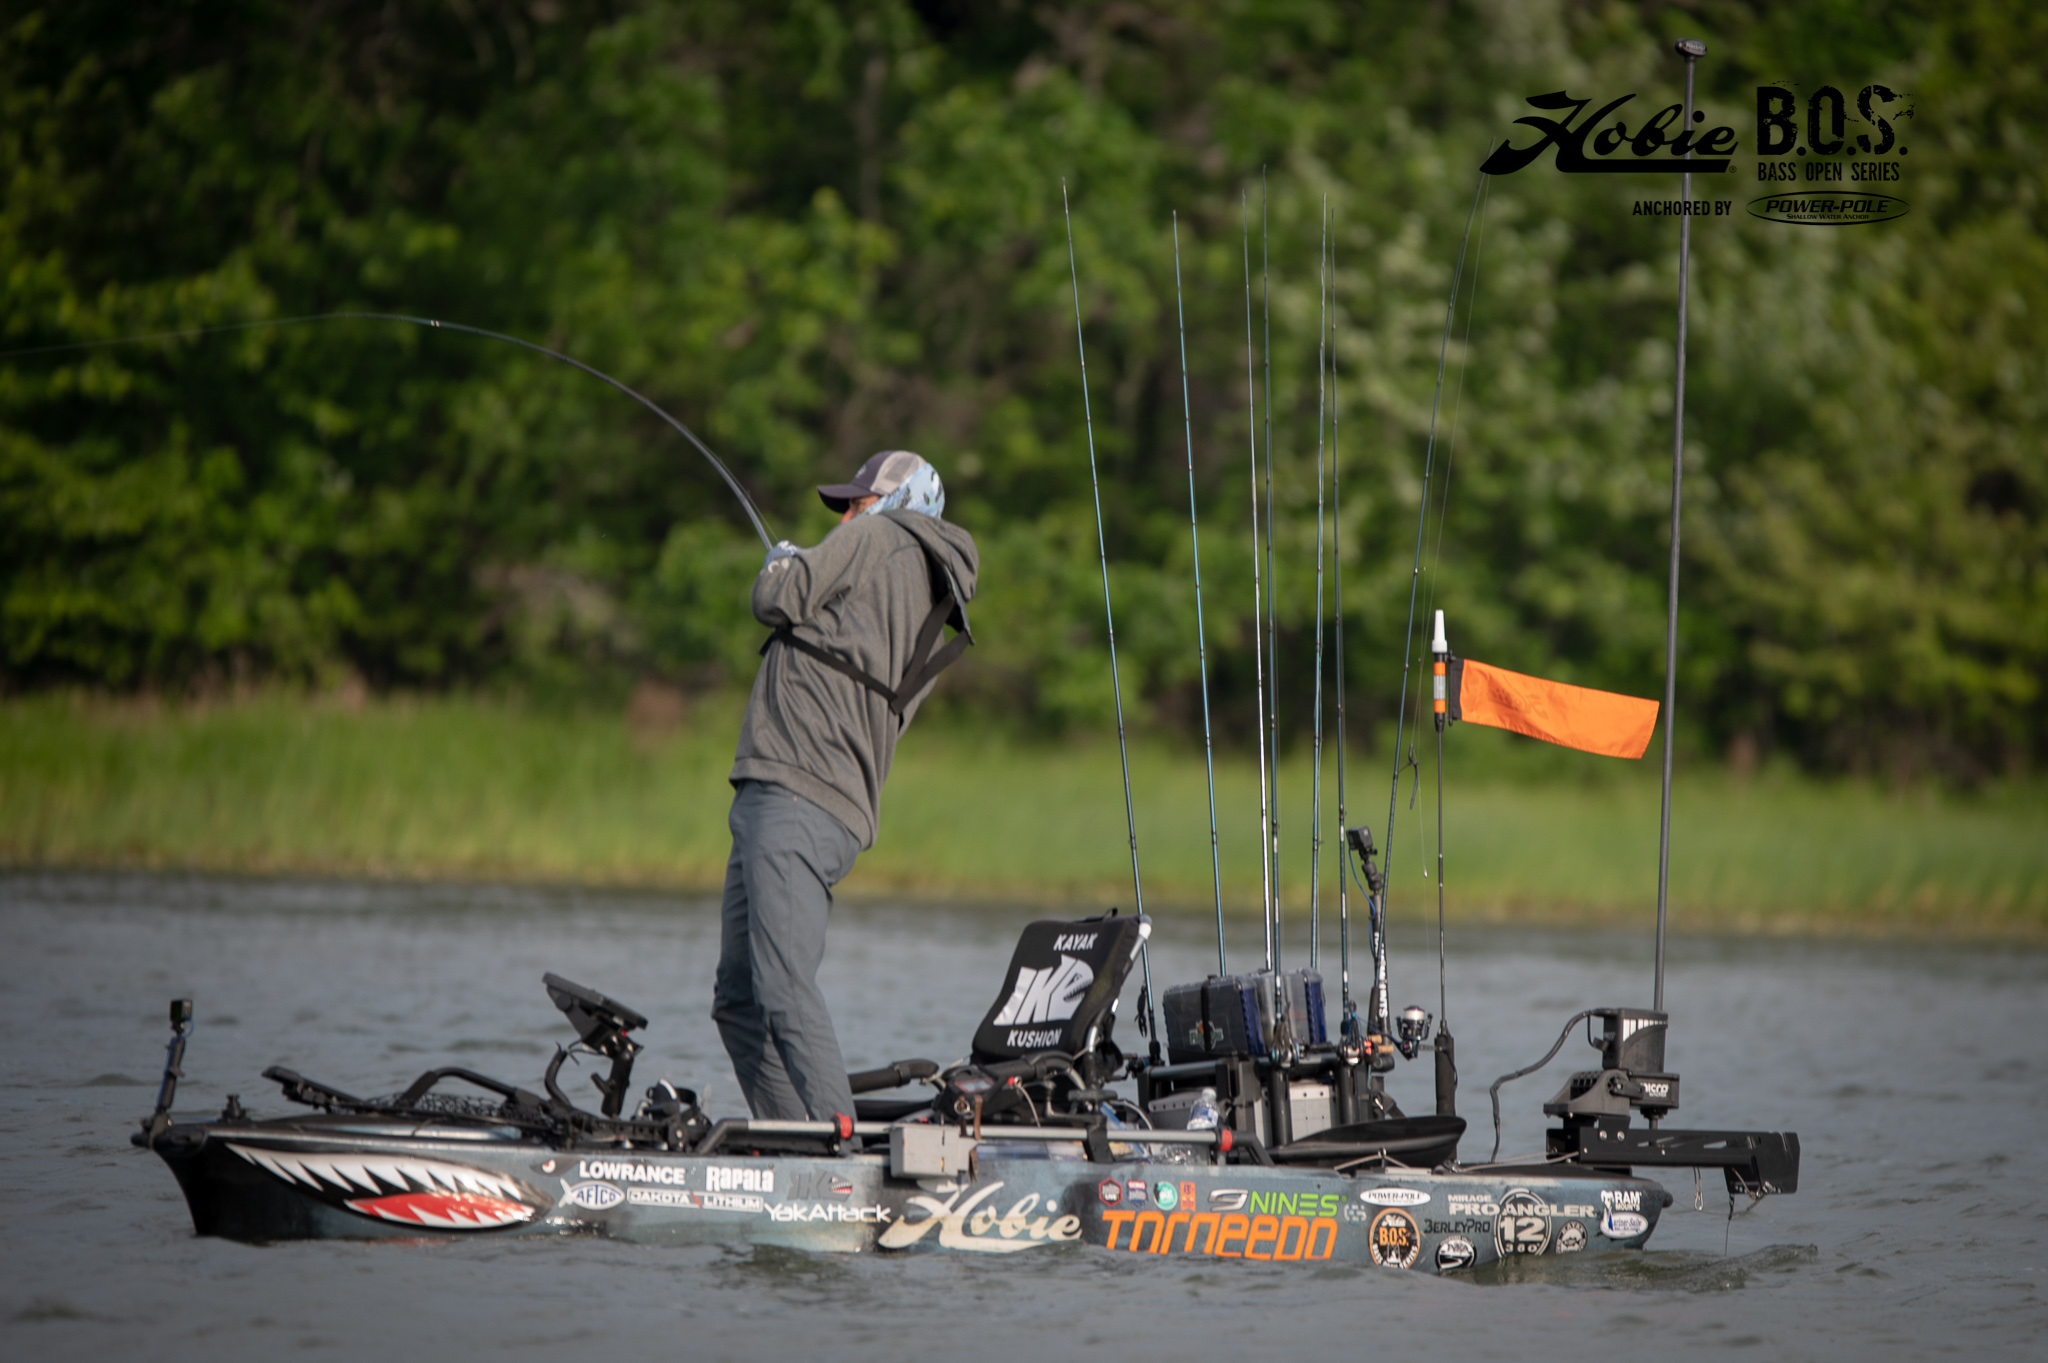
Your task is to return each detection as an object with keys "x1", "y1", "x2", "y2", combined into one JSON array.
[{"x1": 1484, "y1": 1005, "x2": 1800, "y2": 1196}]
